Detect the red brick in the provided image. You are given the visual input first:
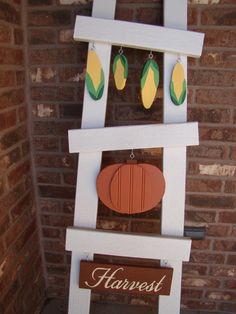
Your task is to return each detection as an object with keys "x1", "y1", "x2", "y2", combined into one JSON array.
[
  {"x1": 0, "y1": 184, "x2": 24, "y2": 219},
  {"x1": 207, "y1": 225, "x2": 230, "y2": 237},
  {"x1": 30, "y1": 47, "x2": 76, "y2": 65},
  {"x1": 0, "y1": 24, "x2": 11, "y2": 43},
  {"x1": 32, "y1": 103, "x2": 57, "y2": 118},
  {"x1": 0, "y1": 89, "x2": 24, "y2": 110},
  {"x1": 40, "y1": 199, "x2": 62, "y2": 213},
  {"x1": 206, "y1": 290, "x2": 236, "y2": 301},
  {"x1": 0, "y1": 71, "x2": 15, "y2": 87},
  {"x1": 219, "y1": 302, "x2": 236, "y2": 312},
  {"x1": 130, "y1": 220, "x2": 160, "y2": 234},
  {"x1": 196, "y1": 88, "x2": 236, "y2": 106},
  {"x1": 187, "y1": 195, "x2": 236, "y2": 209},
  {"x1": 30, "y1": 67, "x2": 56, "y2": 83},
  {"x1": 63, "y1": 172, "x2": 76, "y2": 185},
  {"x1": 0, "y1": 48, "x2": 23, "y2": 65},
  {"x1": 191, "y1": 252, "x2": 225, "y2": 264},
  {"x1": 224, "y1": 279, "x2": 236, "y2": 289},
  {"x1": 188, "y1": 7, "x2": 198, "y2": 25},
  {"x1": 97, "y1": 219, "x2": 129, "y2": 232},
  {"x1": 34, "y1": 121, "x2": 73, "y2": 136},
  {"x1": 28, "y1": 10, "x2": 71, "y2": 26},
  {"x1": 18, "y1": 106, "x2": 27, "y2": 122},
  {"x1": 136, "y1": 7, "x2": 162, "y2": 25},
  {"x1": 35, "y1": 154, "x2": 75, "y2": 169},
  {"x1": 225, "y1": 181, "x2": 236, "y2": 193},
  {"x1": 203, "y1": 29, "x2": 236, "y2": 48},
  {"x1": 28, "y1": 0, "x2": 53, "y2": 5},
  {"x1": 200, "y1": 127, "x2": 236, "y2": 142},
  {"x1": 41, "y1": 214, "x2": 73, "y2": 227},
  {"x1": 0, "y1": 109, "x2": 17, "y2": 131},
  {"x1": 28, "y1": 29, "x2": 56, "y2": 45},
  {"x1": 16, "y1": 71, "x2": 24, "y2": 86},
  {"x1": 0, "y1": 2, "x2": 20, "y2": 24},
  {"x1": 42, "y1": 227, "x2": 61, "y2": 239},
  {"x1": 39, "y1": 185, "x2": 75, "y2": 199},
  {"x1": 213, "y1": 240, "x2": 236, "y2": 252},
  {"x1": 188, "y1": 108, "x2": 230, "y2": 124},
  {"x1": 227, "y1": 255, "x2": 236, "y2": 265},
  {"x1": 4, "y1": 212, "x2": 29, "y2": 249},
  {"x1": 14, "y1": 29, "x2": 23, "y2": 45},
  {"x1": 0, "y1": 147, "x2": 21, "y2": 173},
  {"x1": 219, "y1": 211, "x2": 236, "y2": 224},
  {"x1": 59, "y1": 103, "x2": 82, "y2": 119},
  {"x1": 186, "y1": 178, "x2": 222, "y2": 193},
  {"x1": 47, "y1": 275, "x2": 66, "y2": 287},
  {"x1": 192, "y1": 239, "x2": 211, "y2": 250},
  {"x1": 0, "y1": 125, "x2": 27, "y2": 150},
  {"x1": 115, "y1": 7, "x2": 134, "y2": 21},
  {"x1": 34, "y1": 137, "x2": 59, "y2": 151},
  {"x1": 31, "y1": 86, "x2": 75, "y2": 101},
  {"x1": 181, "y1": 299, "x2": 216, "y2": 311},
  {"x1": 44, "y1": 239, "x2": 65, "y2": 252},
  {"x1": 201, "y1": 8, "x2": 236, "y2": 25},
  {"x1": 7, "y1": 160, "x2": 30, "y2": 188},
  {"x1": 44, "y1": 252, "x2": 65, "y2": 264},
  {"x1": 0, "y1": 214, "x2": 11, "y2": 237},
  {"x1": 200, "y1": 50, "x2": 236, "y2": 68},
  {"x1": 14, "y1": 220, "x2": 37, "y2": 251},
  {"x1": 183, "y1": 264, "x2": 207, "y2": 276},
  {"x1": 189, "y1": 69, "x2": 235, "y2": 87},
  {"x1": 37, "y1": 171, "x2": 61, "y2": 184},
  {"x1": 187, "y1": 144, "x2": 226, "y2": 159},
  {"x1": 210, "y1": 265, "x2": 236, "y2": 277},
  {"x1": 181, "y1": 288, "x2": 203, "y2": 299},
  {"x1": 10, "y1": 192, "x2": 32, "y2": 221},
  {"x1": 182, "y1": 277, "x2": 220, "y2": 288}
]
